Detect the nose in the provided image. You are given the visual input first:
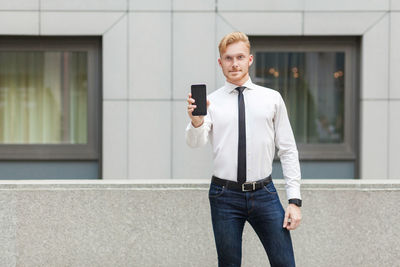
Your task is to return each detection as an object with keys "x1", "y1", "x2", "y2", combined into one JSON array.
[{"x1": 232, "y1": 59, "x2": 239, "y2": 68}]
